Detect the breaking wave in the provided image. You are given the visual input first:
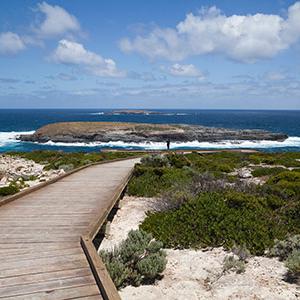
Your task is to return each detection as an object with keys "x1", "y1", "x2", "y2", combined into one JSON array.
[
  {"x1": 35, "y1": 137, "x2": 300, "y2": 150},
  {"x1": 0, "y1": 131, "x2": 35, "y2": 147}
]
